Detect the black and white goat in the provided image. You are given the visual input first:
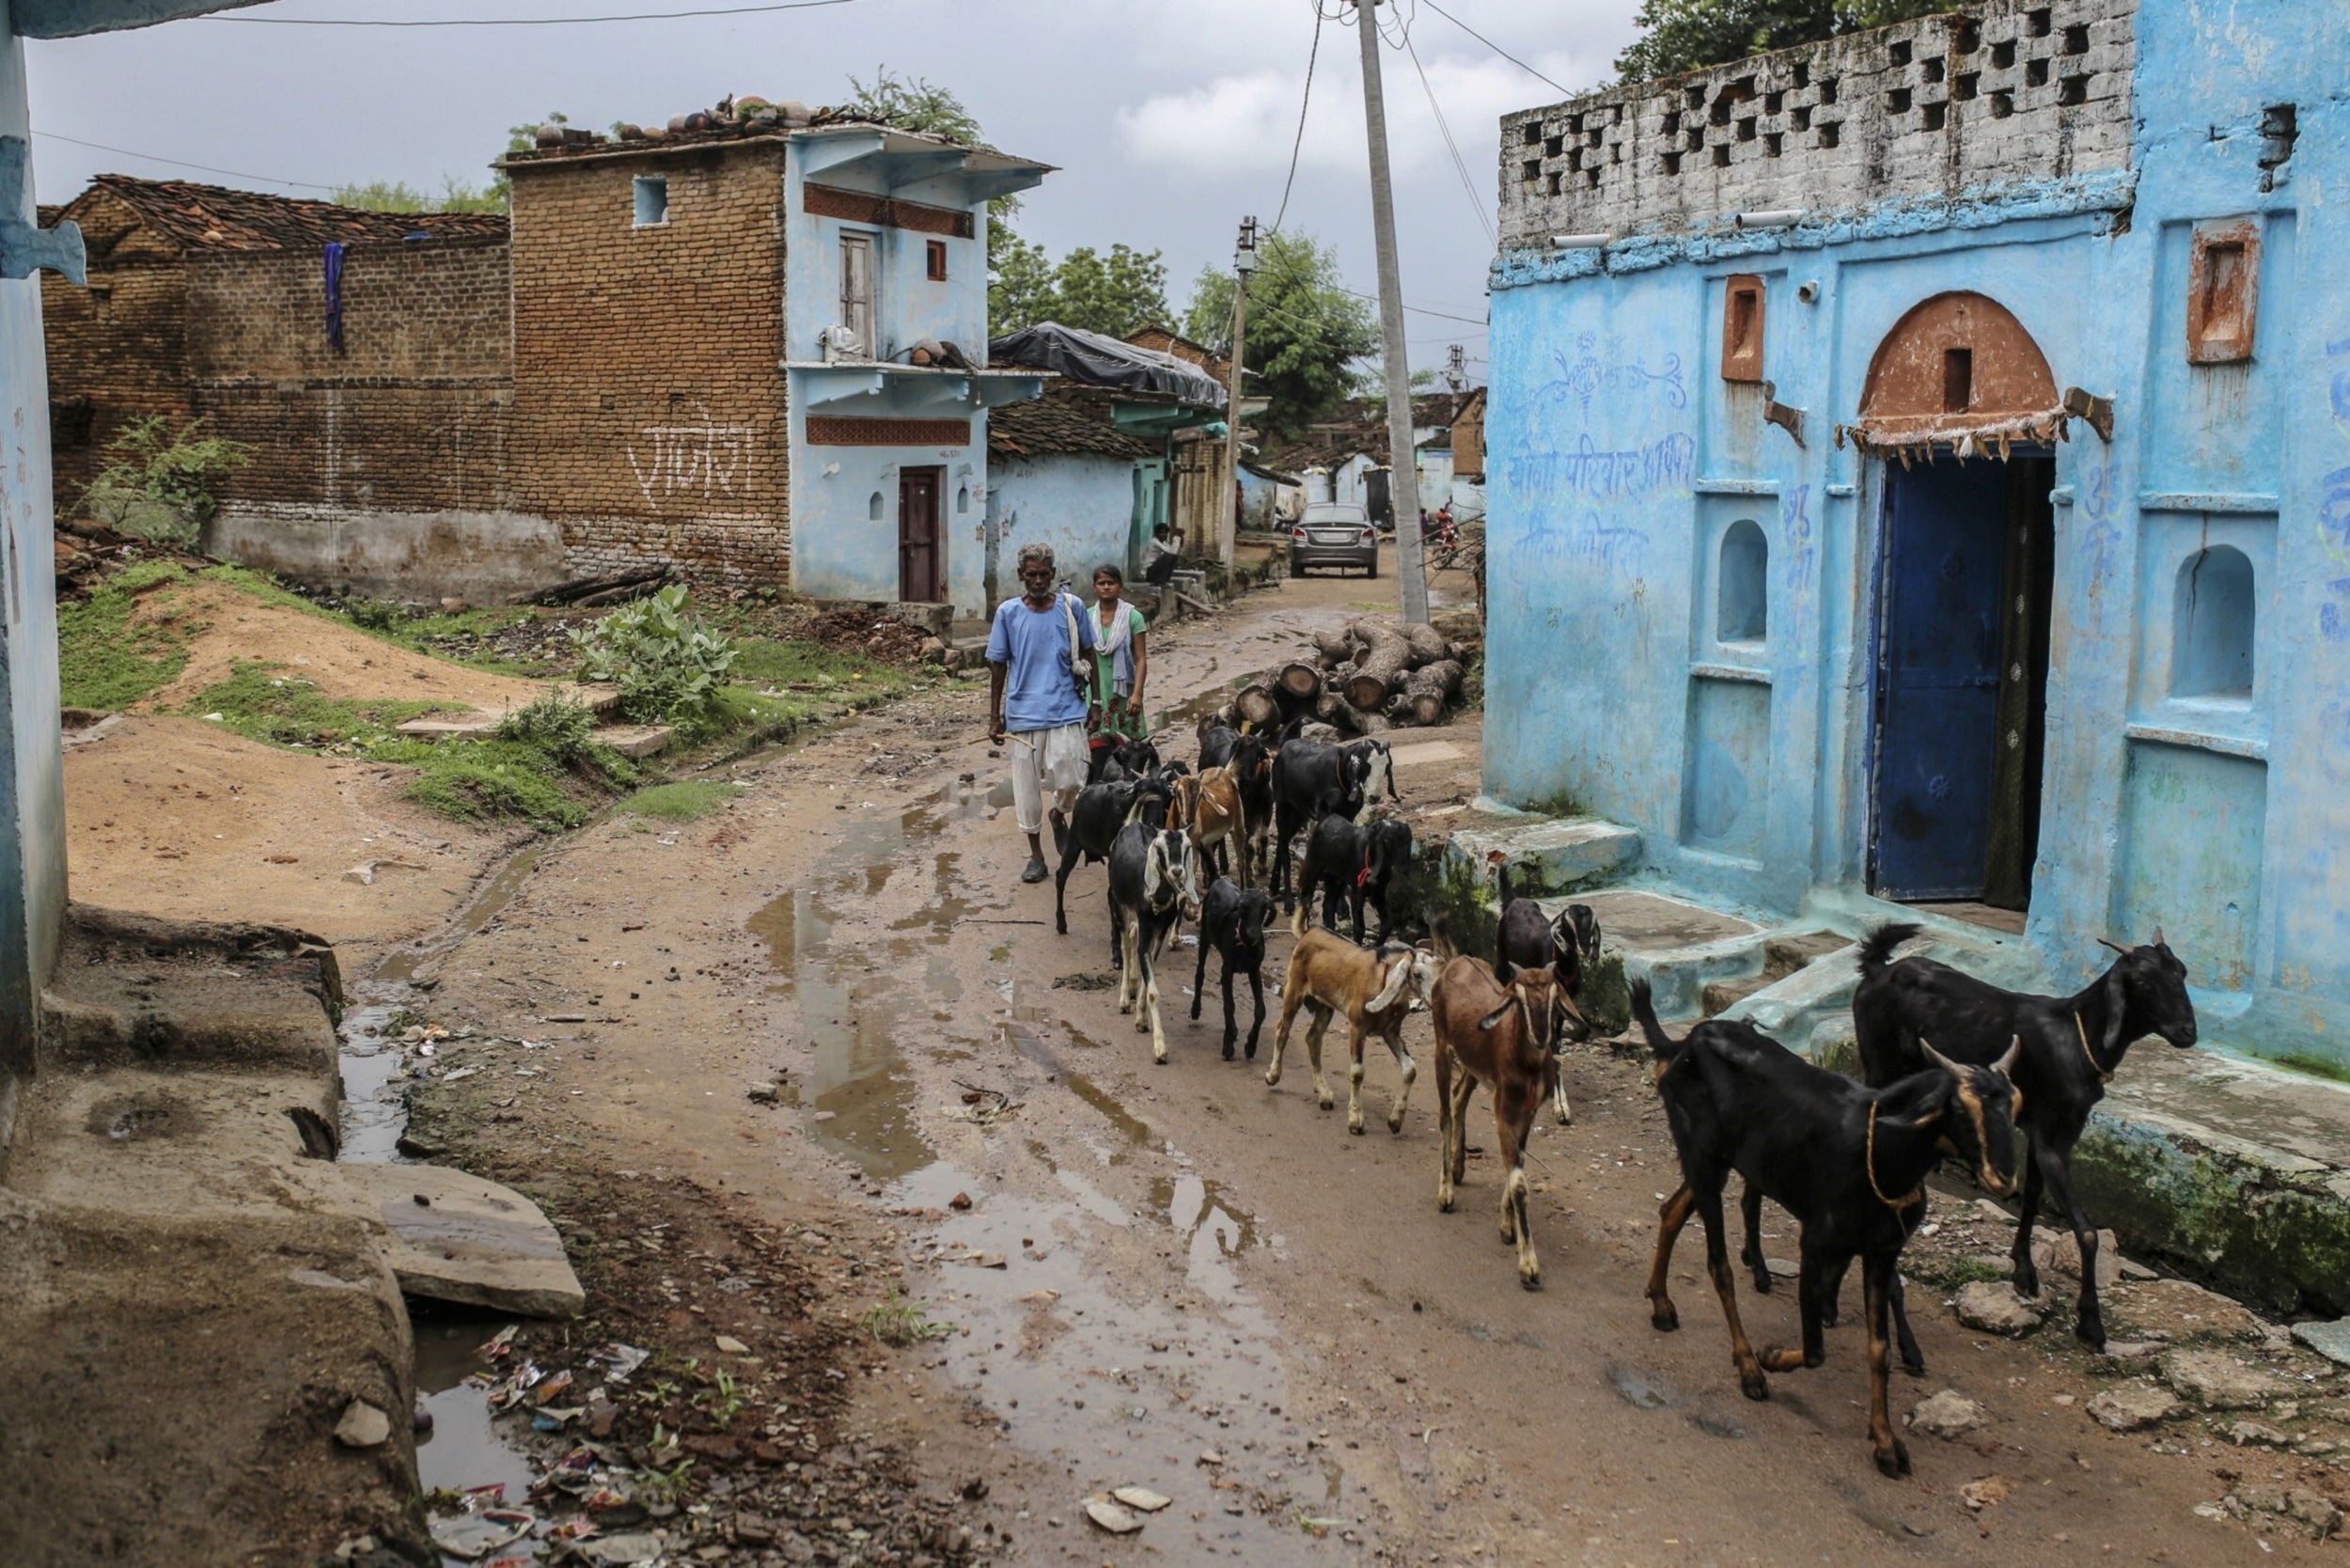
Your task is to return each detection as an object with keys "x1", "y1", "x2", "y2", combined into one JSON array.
[
  {"x1": 1107, "y1": 818, "x2": 1204, "y2": 1064},
  {"x1": 1268, "y1": 732, "x2": 1394, "y2": 908},
  {"x1": 1191, "y1": 875, "x2": 1274, "y2": 1059},
  {"x1": 1053, "y1": 776, "x2": 1170, "y2": 937},
  {"x1": 1852, "y1": 922, "x2": 2197, "y2": 1350},
  {"x1": 1292, "y1": 812, "x2": 1414, "y2": 945}
]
